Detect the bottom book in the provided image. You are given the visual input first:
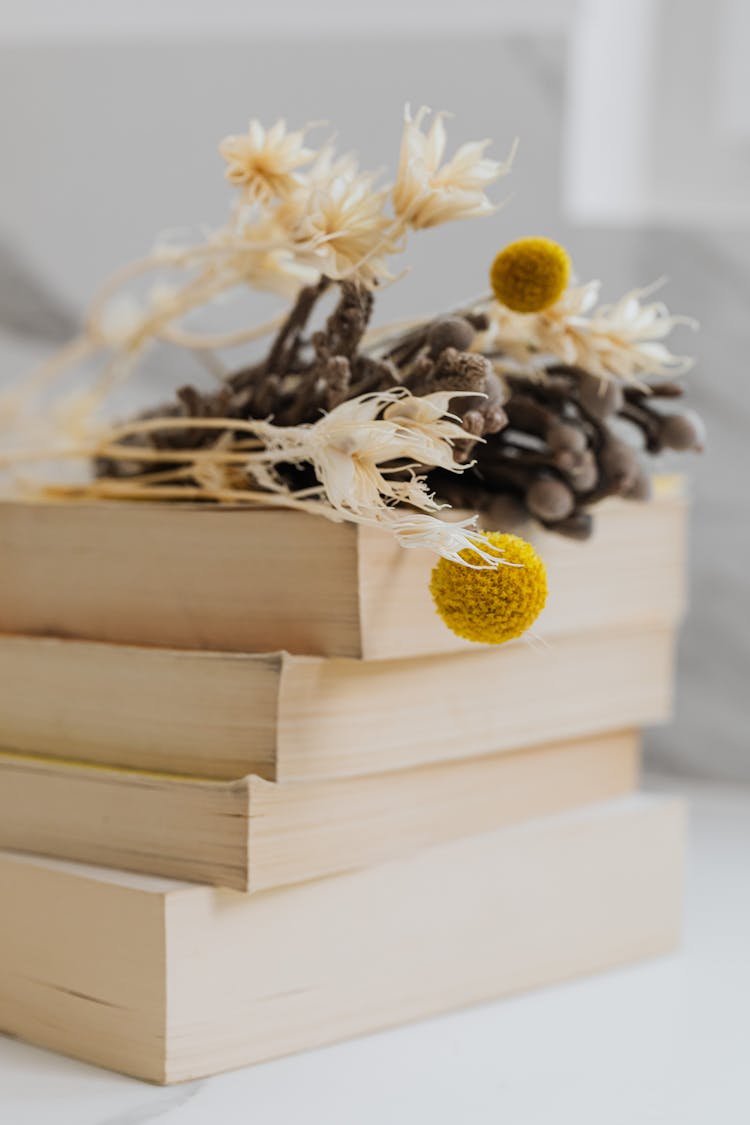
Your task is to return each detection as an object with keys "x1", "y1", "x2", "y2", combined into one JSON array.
[{"x1": 0, "y1": 794, "x2": 685, "y2": 1085}]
